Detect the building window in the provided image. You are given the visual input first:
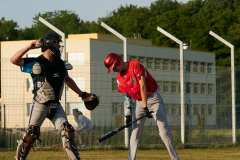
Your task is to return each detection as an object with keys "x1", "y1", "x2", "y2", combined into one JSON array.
[
  {"x1": 194, "y1": 83, "x2": 199, "y2": 94},
  {"x1": 186, "y1": 82, "x2": 191, "y2": 94},
  {"x1": 155, "y1": 58, "x2": 161, "y2": 70},
  {"x1": 172, "y1": 82, "x2": 177, "y2": 93},
  {"x1": 172, "y1": 104, "x2": 178, "y2": 115},
  {"x1": 139, "y1": 57, "x2": 145, "y2": 65},
  {"x1": 186, "y1": 61, "x2": 190, "y2": 72},
  {"x1": 172, "y1": 60, "x2": 177, "y2": 71},
  {"x1": 27, "y1": 78, "x2": 33, "y2": 92},
  {"x1": 68, "y1": 52, "x2": 84, "y2": 65},
  {"x1": 68, "y1": 102, "x2": 85, "y2": 115},
  {"x1": 130, "y1": 56, "x2": 137, "y2": 61},
  {"x1": 157, "y1": 81, "x2": 161, "y2": 93},
  {"x1": 194, "y1": 105, "x2": 199, "y2": 115},
  {"x1": 163, "y1": 59, "x2": 168, "y2": 70},
  {"x1": 187, "y1": 104, "x2": 191, "y2": 115},
  {"x1": 201, "y1": 105, "x2": 206, "y2": 115},
  {"x1": 208, "y1": 63, "x2": 212, "y2": 73},
  {"x1": 112, "y1": 102, "x2": 121, "y2": 115},
  {"x1": 165, "y1": 104, "x2": 170, "y2": 115},
  {"x1": 208, "y1": 84, "x2": 213, "y2": 95},
  {"x1": 193, "y1": 62, "x2": 198, "y2": 72},
  {"x1": 201, "y1": 84, "x2": 206, "y2": 94},
  {"x1": 164, "y1": 81, "x2": 169, "y2": 93},
  {"x1": 27, "y1": 103, "x2": 32, "y2": 116},
  {"x1": 112, "y1": 78, "x2": 118, "y2": 91},
  {"x1": 147, "y1": 58, "x2": 153, "y2": 69},
  {"x1": 201, "y1": 62, "x2": 205, "y2": 73},
  {"x1": 68, "y1": 77, "x2": 85, "y2": 90},
  {"x1": 208, "y1": 105, "x2": 213, "y2": 115}
]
